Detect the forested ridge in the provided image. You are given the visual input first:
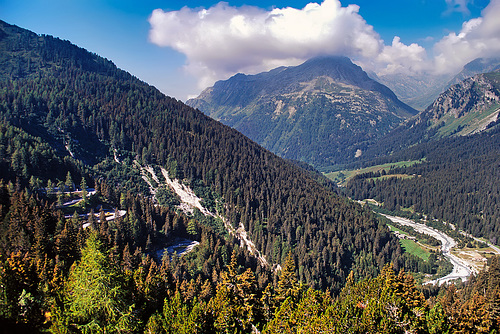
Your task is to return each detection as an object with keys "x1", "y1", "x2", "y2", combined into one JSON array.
[
  {"x1": 345, "y1": 126, "x2": 500, "y2": 244},
  {"x1": 2, "y1": 181, "x2": 500, "y2": 333},
  {"x1": 0, "y1": 19, "x2": 419, "y2": 290}
]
